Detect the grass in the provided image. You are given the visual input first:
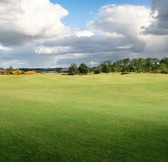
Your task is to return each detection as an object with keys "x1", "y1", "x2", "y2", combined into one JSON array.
[{"x1": 0, "y1": 73, "x2": 168, "y2": 162}]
